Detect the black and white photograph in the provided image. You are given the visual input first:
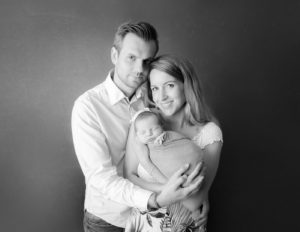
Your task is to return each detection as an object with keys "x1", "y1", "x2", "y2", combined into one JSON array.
[{"x1": 0, "y1": 1, "x2": 299, "y2": 232}]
